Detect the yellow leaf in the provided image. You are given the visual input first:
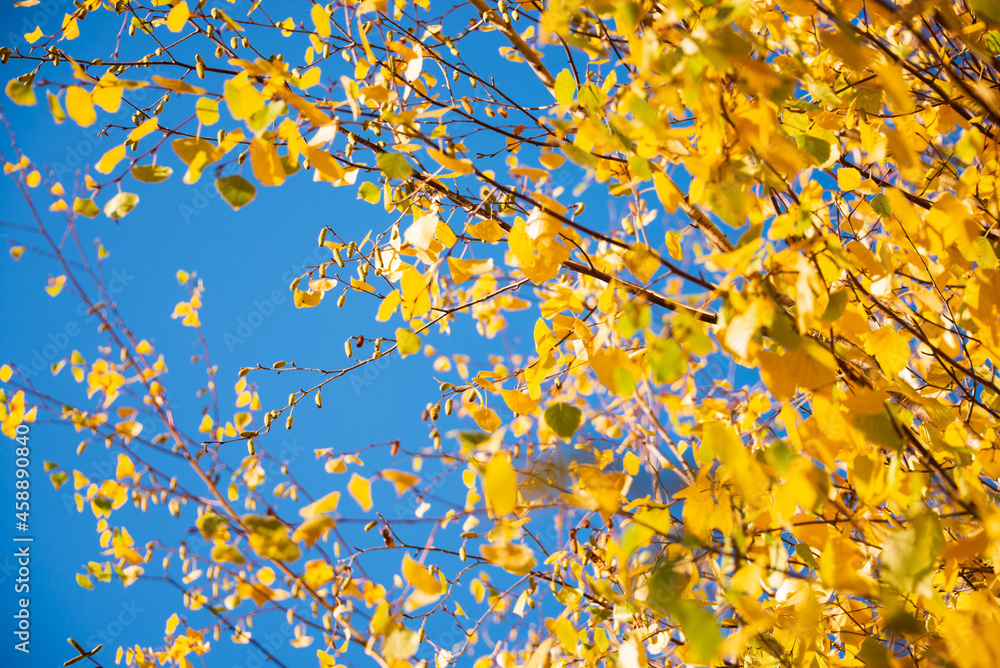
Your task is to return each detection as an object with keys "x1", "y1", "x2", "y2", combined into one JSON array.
[
  {"x1": 311, "y1": 3, "x2": 331, "y2": 37},
  {"x1": 480, "y1": 542, "x2": 535, "y2": 574},
  {"x1": 129, "y1": 117, "x2": 158, "y2": 142},
  {"x1": 250, "y1": 138, "x2": 286, "y2": 186},
  {"x1": 116, "y1": 454, "x2": 136, "y2": 481},
  {"x1": 624, "y1": 452, "x2": 640, "y2": 476},
  {"x1": 348, "y1": 473, "x2": 373, "y2": 511},
  {"x1": 0, "y1": 364, "x2": 12, "y2": 382},
  {"x1": 61, "y1": 13, "x2": 79, "y2": 40},
  {"x1": 24, "y1": 26, "x2": 43, "y2": 43},
  {"x1": 500, "y1": 389, "x2": 537, "y2": 415},
  {"x1": 382, "y1": 469, "x2": 420, "y2": 495},
  {"x1": 837, "y1": 167, "x2": 861, "y2": 191},
  {"x1": 96, "y1": 145, "x2": 126, "y2": 174},
  {"x1": 92, "y1": 73, "x2": 123, "y2": 112},
  {"x1": 298, "y1": 491, "x2": 341, "y2": 519},
  {"x1": 5, "y1": 79, "x2": 36, "y2": 106},
  {"x1": 198, "y1": 414, "x2": 213, "y2": 433},
  {"x1": 865, "y1": 327, "x2": 910, "y2": 377},
  {"x1": 448, "y1": 257, "x2": 492, "y2": 284},
  {"x1": 167, "y1": 1, "x2": 190, "y2": 32},
  {"x1": 484, "y1": 452, "x2": 517, "y2": 516},
  {"x1": 165, "y1": 613, "x2": 180, "y2": 636},
  {"x1": 472, "y1": 407, "x2": 501, "y2": 433},
  {"x1": 195, "y1": 97, "x2": 219, "y2": 125},
  {"x1": 293, "y1": 515, "x2": 336, "y2": 547},
  {"x1": 293, "y1": 289, "x2": 323, "y2": 308},
  {"x1": 65, "y1": 86, "x2": 95, "y2": 126},
  {"x1": 623, "y1": 243, "x2": 659, "y2": 283},
  {"x1": 426, "y1": 147, "x2": 474, "y2": 175},
  {"x1": 44, "y1": 275, "x2": 66, "y2": 297},
  {"x1": 653, "y1": 171, "x2": 683, "y2": 212},
  {"x1": 152, "y1": 76, "x2": 206, "y2": 95},
  {"x1": 403, "y1": 553, "x2": 442, "y2": 595}
]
